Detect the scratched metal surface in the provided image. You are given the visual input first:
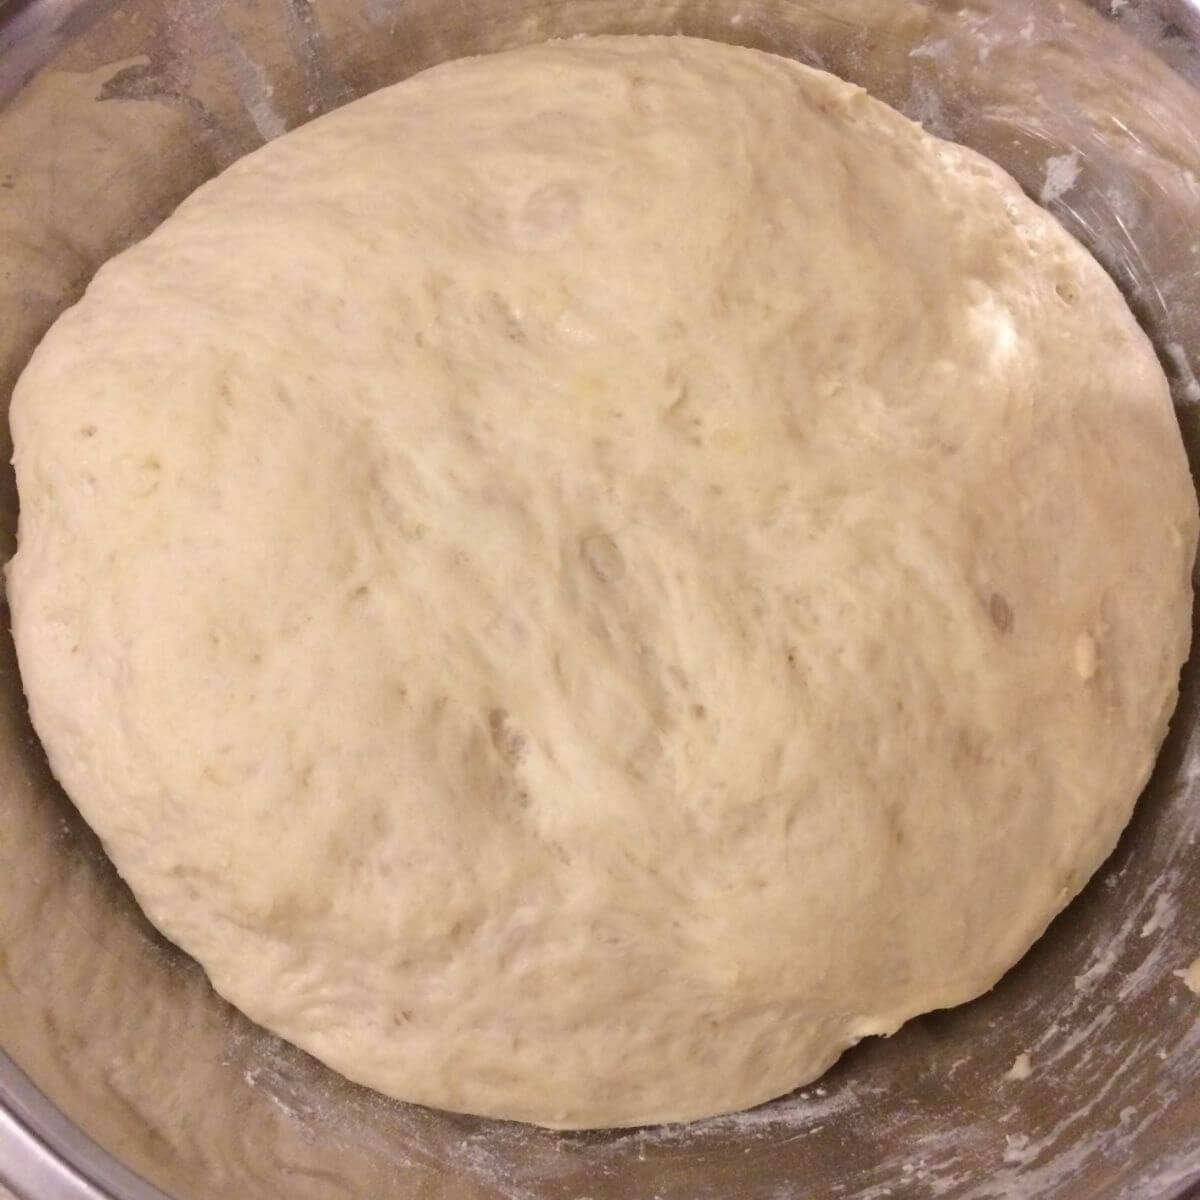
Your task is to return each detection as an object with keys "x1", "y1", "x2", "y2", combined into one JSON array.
[{"x1": 1, "y1": 2, "x2": 1199, "y2": 1198}]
